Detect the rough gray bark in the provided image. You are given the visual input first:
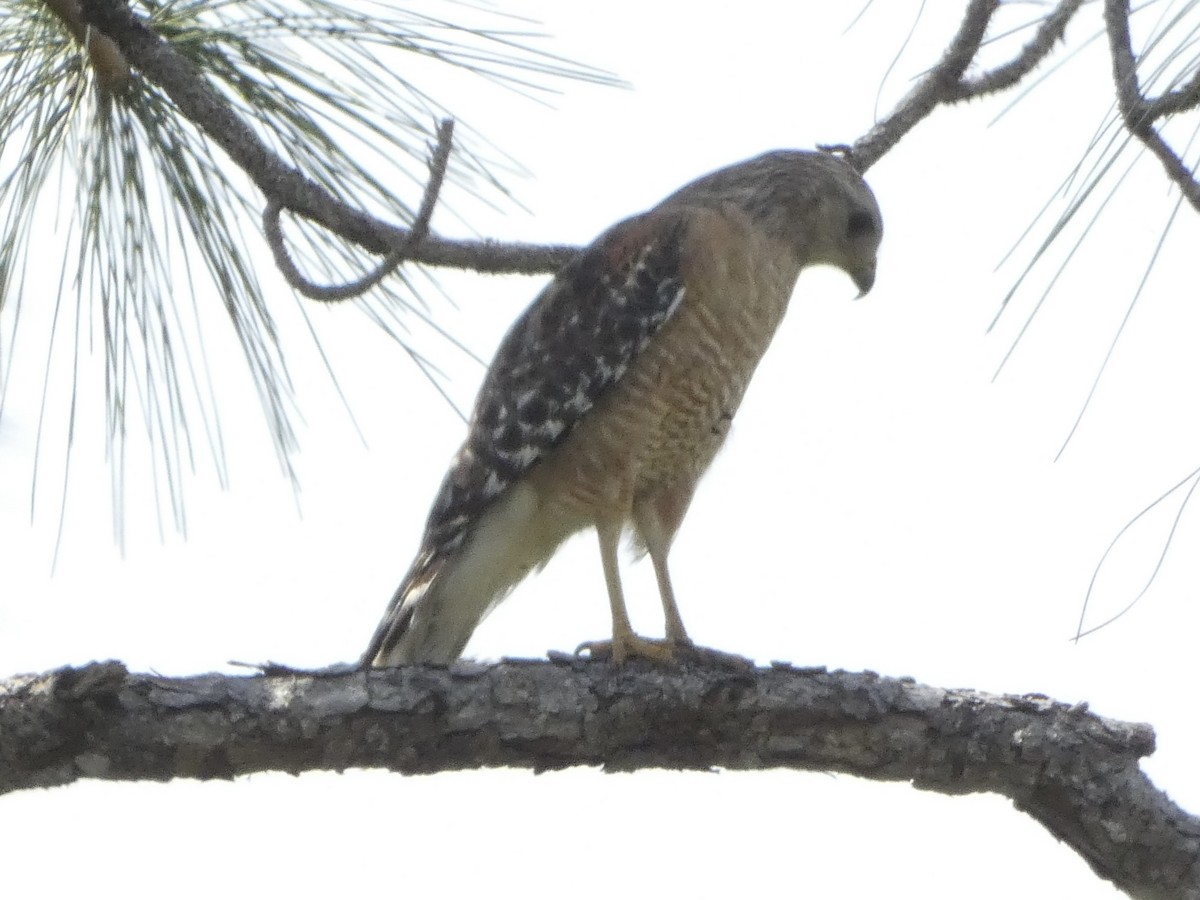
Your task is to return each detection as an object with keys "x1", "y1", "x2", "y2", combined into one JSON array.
[{"x1": 1, "y1": 658, "x2": 1196, "y2": 898}]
